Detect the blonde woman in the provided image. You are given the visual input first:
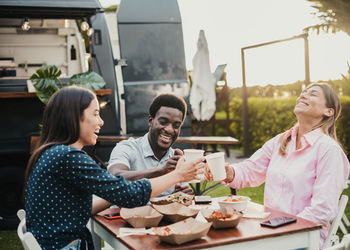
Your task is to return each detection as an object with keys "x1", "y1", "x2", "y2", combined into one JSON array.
[{"x1": 206, "y1": 83, "x2": 349, "y2": 248}]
